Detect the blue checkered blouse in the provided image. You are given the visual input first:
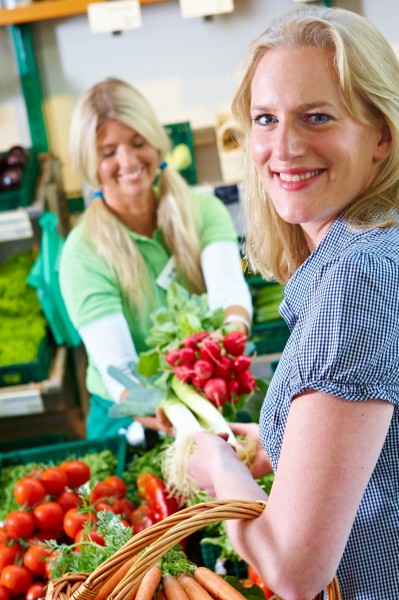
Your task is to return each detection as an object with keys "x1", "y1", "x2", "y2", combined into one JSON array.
[{"x1": 259, "y1": 215, "x2": 399, "y2": 599}]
